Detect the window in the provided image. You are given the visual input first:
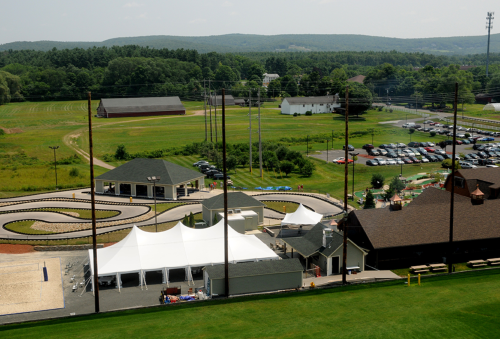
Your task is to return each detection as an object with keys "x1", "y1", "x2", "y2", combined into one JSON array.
[
  {"x1": 320, "y1": 104, "x2": 324, "y2": 106},
  {"x1": 454, "y1": 177, "x2": 465, "y2": 188},
  {"x1": 303, "y1": 104, "x2": 305, "y2": 107},
  {"x1": 312, "y1": 104, "x2": 314, "y2": 107}
]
